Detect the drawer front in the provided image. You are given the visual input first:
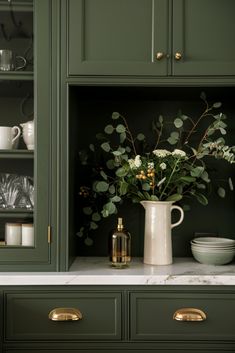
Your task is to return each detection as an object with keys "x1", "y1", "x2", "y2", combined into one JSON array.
[
  {"x1": 5, "y1": 291, "x2": 122, "y2": 341},
  {"x1": 130, "y1": 292, "x2": 235, "y2": 341}
]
